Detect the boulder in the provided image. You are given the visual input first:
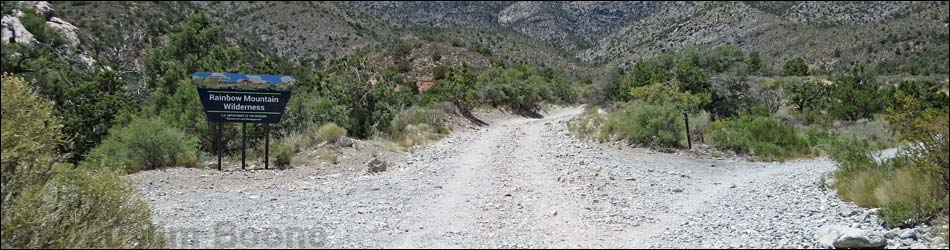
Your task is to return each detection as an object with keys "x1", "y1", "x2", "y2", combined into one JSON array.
[
  {"x1": 45, "y1": 17, "x2": 79, "y2": 47},
  {"x1": 898, "y1": 228, "x2": 916, "y2": 239},
  {"x1": 28, "y1": 1, "x2": 56, "y2": 19},
  {"x1": 909, "y1": 243, "x2": 927, "y2": 249},
  {"x1": 816, "y1": 225, "x2": 887, "y2": 249},
  {"x1": 836, "y1": 207, "x2": 858, "y2": 217},
  {"x1": 334, "y1": 136, "x2": 354, "y2": 148},
  {"x1": 884, "y1": 228, "x2": 901, "y2": 238},
  {"x1": 74, "y1": 54, "x2": 96, "y2": 70},
  {"x1": 898, "y1": 239, "x2": 915, "y2": 246},
  {"x1": 366, "y1": 158, "x2": 387, "y2": 173},
  {"x1": 1, "y1": 12, "x2": 38, "y2": 46},
  {"x1": 820, "y1": 170, "x2": 837, "y2": 190}
]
